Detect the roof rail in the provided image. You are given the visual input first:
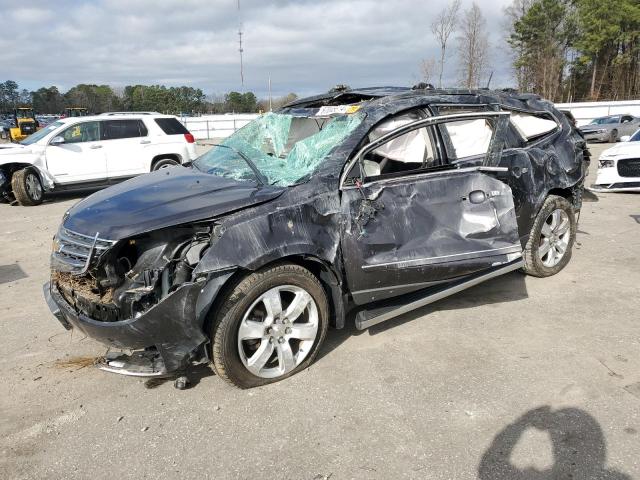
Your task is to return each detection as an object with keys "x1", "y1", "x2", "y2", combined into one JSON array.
[
  {"x1": 412, "y1": 82, "x2": 435, "y2": 90},
  {"x1": 99, "y1": 111, "x2": 162, "y2": 116},
  {"x1": 328, "y1": 84, "x2": 350, "y2": 93}
]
